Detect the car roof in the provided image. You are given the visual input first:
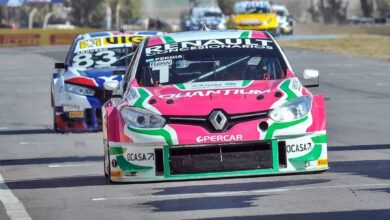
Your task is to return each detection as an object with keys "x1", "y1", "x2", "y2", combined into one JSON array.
[
  {"x1": 75, "y1": 31, "x2": 163, "y2": 41},
  {"x1": 146, "y1": 30, "x2": 271, "y2": 46}
]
